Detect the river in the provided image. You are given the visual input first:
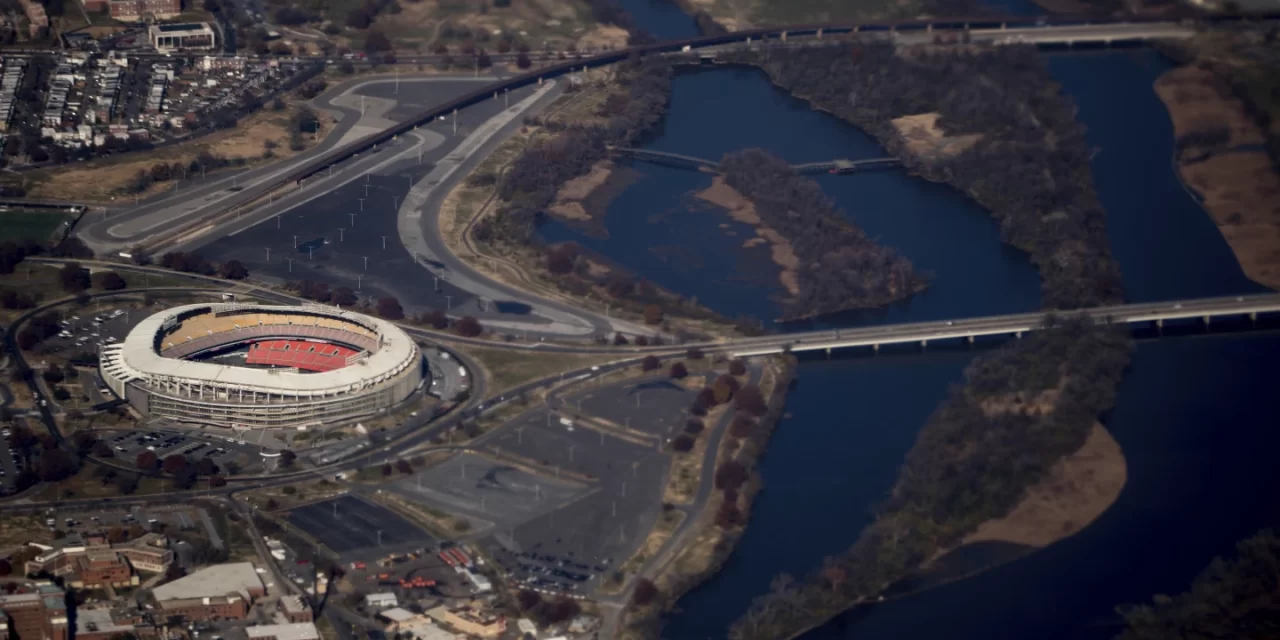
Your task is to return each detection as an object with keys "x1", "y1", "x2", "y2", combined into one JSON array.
[{"x1": 555, "y1": 2, "x2": 1280, "y2": 639}]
